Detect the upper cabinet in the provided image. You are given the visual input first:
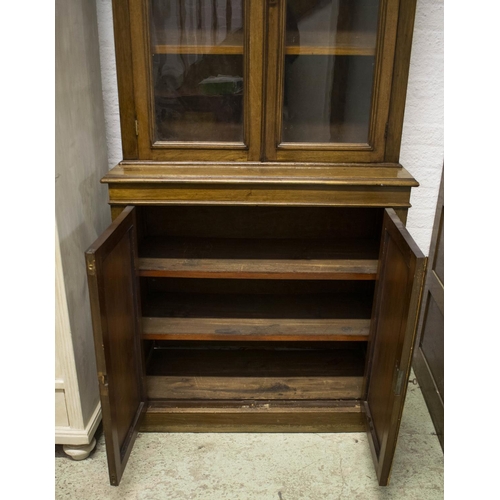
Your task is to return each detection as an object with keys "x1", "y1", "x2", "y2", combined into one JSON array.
[{"x1": 114, "y1": 0, "x2": 415, "y2": 163}]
